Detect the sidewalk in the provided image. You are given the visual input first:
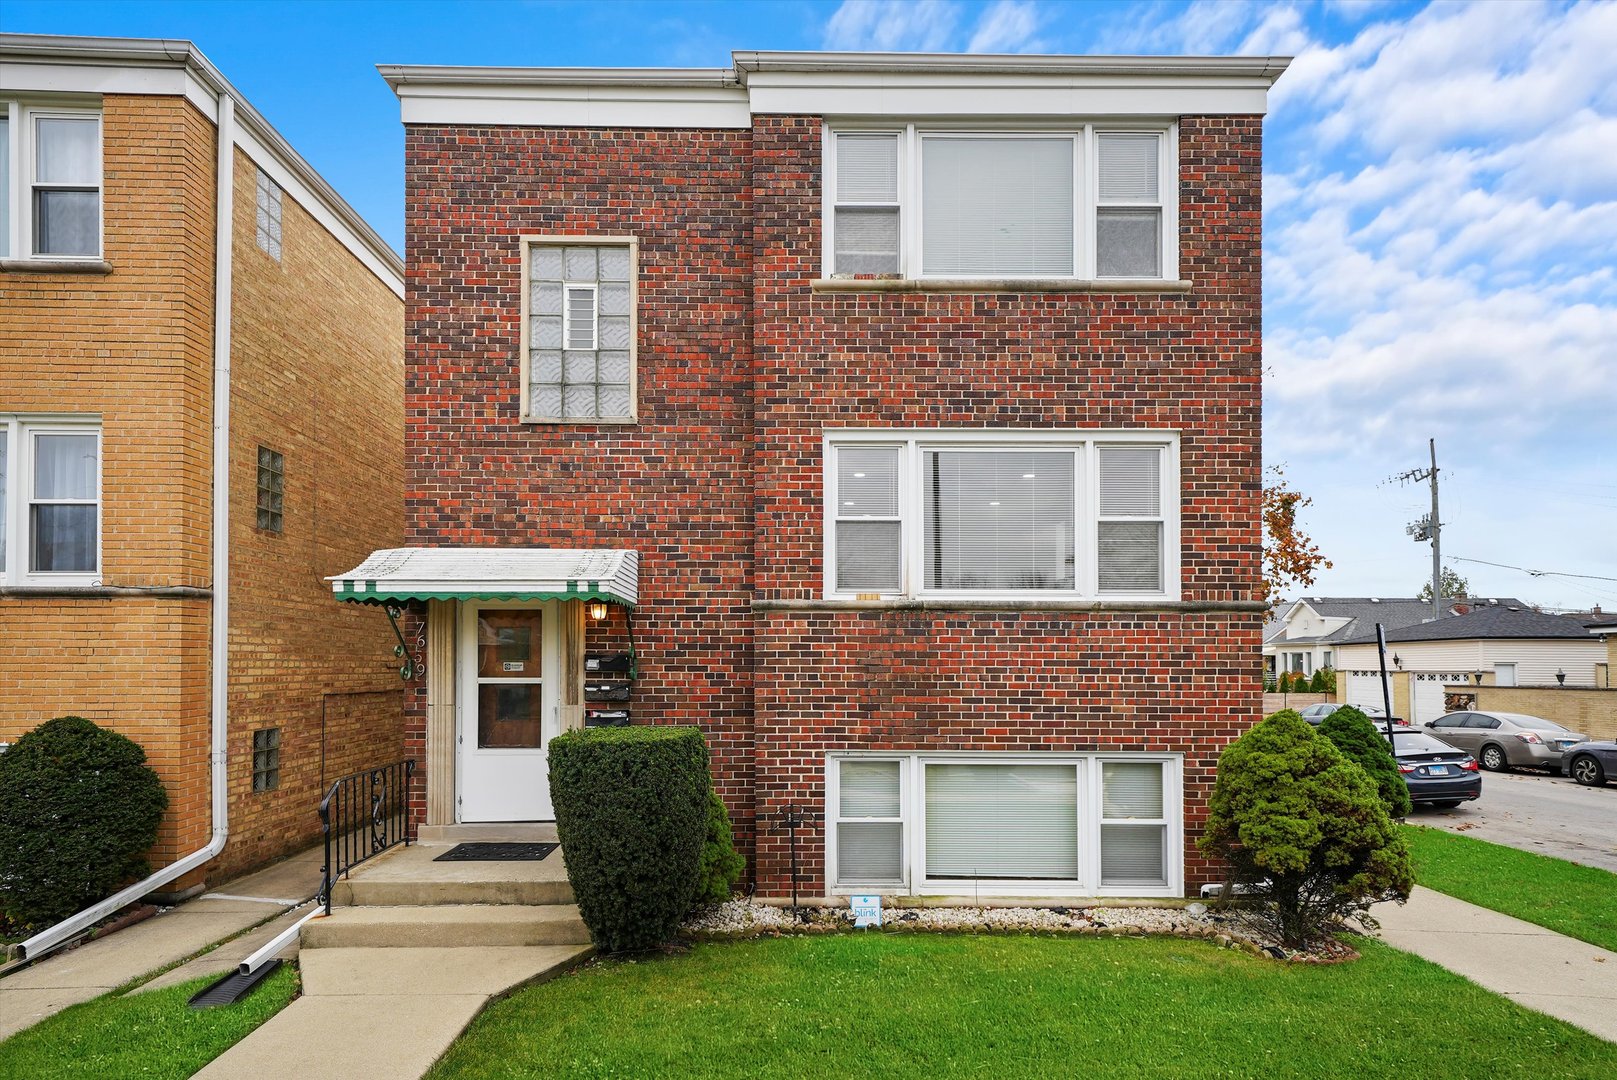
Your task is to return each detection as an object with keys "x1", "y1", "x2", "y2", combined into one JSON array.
[
  {"x1": 0, "y1": 846, "x2": 322, "y2": 1041},
  {"x1": 1375, "y1": 885, "x2": 1617, "y2": 1043}
]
